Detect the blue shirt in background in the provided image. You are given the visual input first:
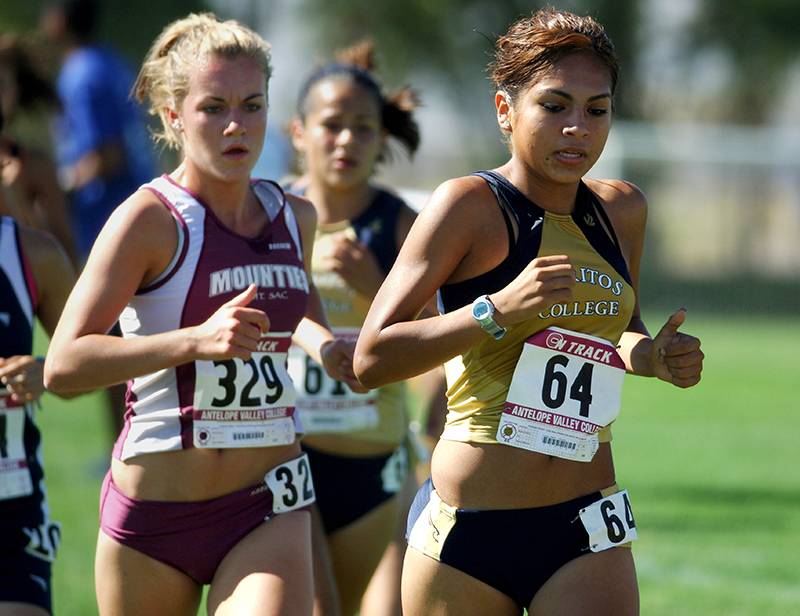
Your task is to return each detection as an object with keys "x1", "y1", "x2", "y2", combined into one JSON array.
[{"x1": 54, "y1": 45, "x2": 156, "y2": 258}]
